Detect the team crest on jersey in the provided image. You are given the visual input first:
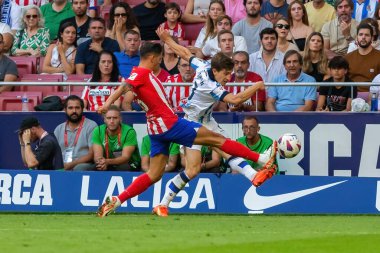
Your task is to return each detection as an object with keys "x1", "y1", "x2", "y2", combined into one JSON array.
[
  {"x1": 89, "y1": 89, "x2": 111, "y2": 96},
  {"x1": 129, "y1": 73, "x2": 138, "y2": 81}
]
